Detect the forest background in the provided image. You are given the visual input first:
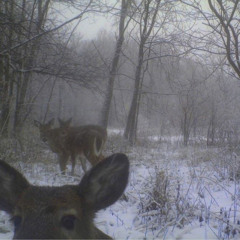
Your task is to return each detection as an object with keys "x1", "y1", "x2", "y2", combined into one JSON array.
[{"x1": 1, "y1": 0, "x2": 240, "y2": 148}]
